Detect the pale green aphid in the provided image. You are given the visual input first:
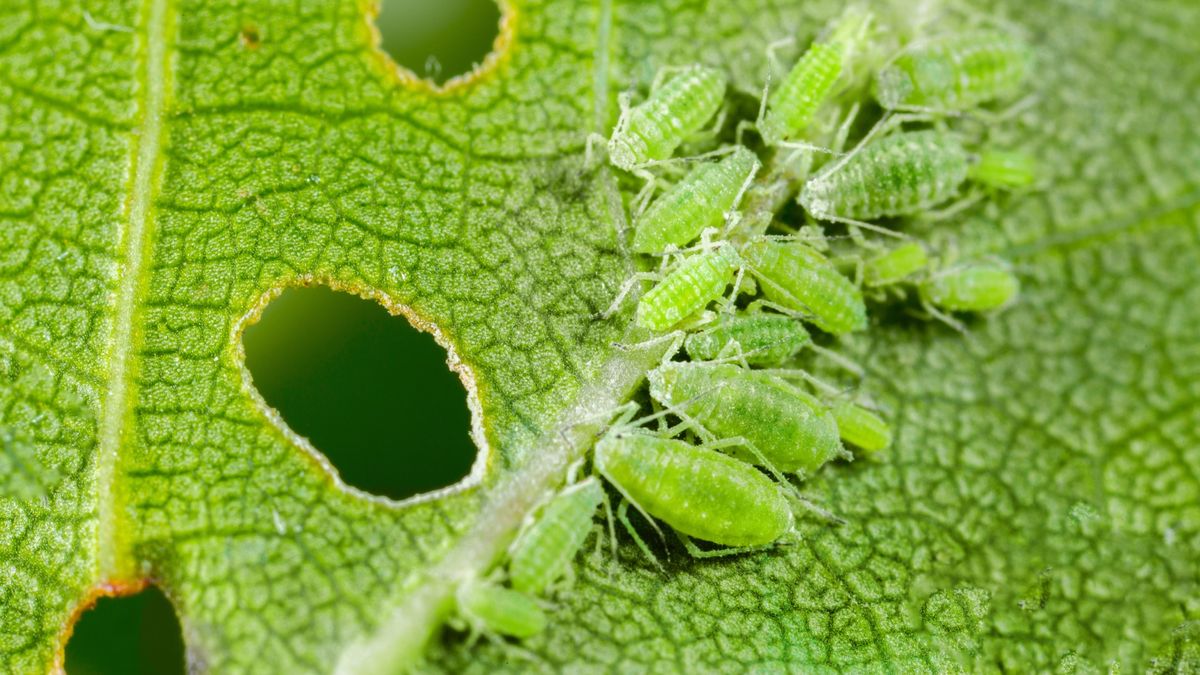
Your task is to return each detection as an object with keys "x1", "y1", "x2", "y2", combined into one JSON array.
[
  {"x1": 508, "y1": 477, "x2": 604, "y2": 595},
  {"x1": 968, "y1": 148, "x2": 1036, "y2": 189},
  {"x1": 740, "y1": 239, "x2": 867, "y2": 335},
  {"x1": 608, "y1": 65, "x2": 727, "y2": 171},
  {"x1": 863, "y1": 241, "x2": 929, "y2": 287},
  {"x1": 831, "y1": 401, "x2": 892, "y2": 453},
  {"x1": 919, "y1": 261, "x2": 1019, "y2": 313},
  {"x1": 874, "y1": 30, "x2": 1032, "y2": 113},
  {"x1": 683, "y1": 312, "x2": 811, "y2": 366},
  {"x1": 759, "y1": 6, "x2": 874, "y2": 145},
  {"x1": 635, "y1": 242, "x2": 741, "y2": 331},
  {"x1": 648, "y1": 361, "x2": 843, "y2": 475},
  {"x1": 632, "y1": 146, "x2": 761, "y2": 254},
  {"x1": 594, "y1": 430, "x2": 794, "y2": 550},
  {"x1": 455, "y1": 580, "x2": 547, "y2": 640}
]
